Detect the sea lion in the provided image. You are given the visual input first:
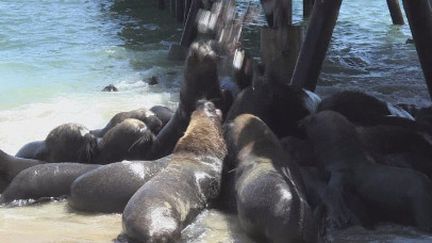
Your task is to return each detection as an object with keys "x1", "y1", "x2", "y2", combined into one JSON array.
[
  {"x1": 122, "y1": 100, "x2": 227, "y2": 242},
  {"x1": 44, "y1": 123, "x2": 98, "y2": 163},
  {"x1": 0, "y1": 149, "x2": 43, "y2": 183},
  {"x1": 317, "y1": 90, "x2": 414, "y2": 126},
  {"x1": 15, "y1": 140, "x2": 47, "y2": 160},
  {"x1": 0, "y1": 163, "x2": 100, "y2": 204},
  {"x1": 94, "y1": 118, "x2": 155, "y2": 164},
  {"x1": 147, "y1": 41, "x2": 223, "y2": 159},
  {"x1": 149, "y1": 105, "x2": 174, "y2": 128},
  {"x1": 91, "y1": 108, "x2": 163, "y2": 137},
  {"x1": 225, "y1": 114, "x2": 316, "y2": 243},
  {"x1": 69, "y1": 156, "x2": 170, "y2": 213},
  {"x1": 225, "y1": 69, "x2": 320, "y2": 138},
  {"x1": 302, "y1": 111, "x2": 432, "y2": 231},
  {"x1": 356, "y1": 125, "x2": 432, "y2": 177}
]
